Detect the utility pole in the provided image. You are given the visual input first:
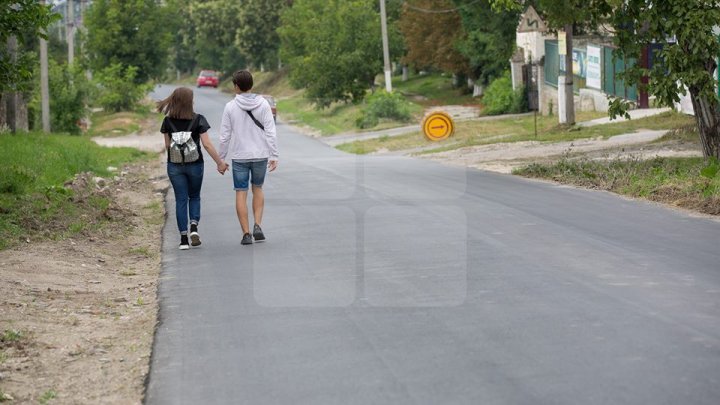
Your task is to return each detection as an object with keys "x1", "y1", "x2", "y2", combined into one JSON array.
[
  {"x1": 67, "y1": 0, "x2": 75, "y2": 65},
  {"x1": 379, "y1": 0, "x2": 392, "y2": 92},
  {"x1": 40, "y1": 0, "x2": 50, "y2": 133},
  {"x1": 561, "y1": 23, "x2": 575, "y2": 125}
]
